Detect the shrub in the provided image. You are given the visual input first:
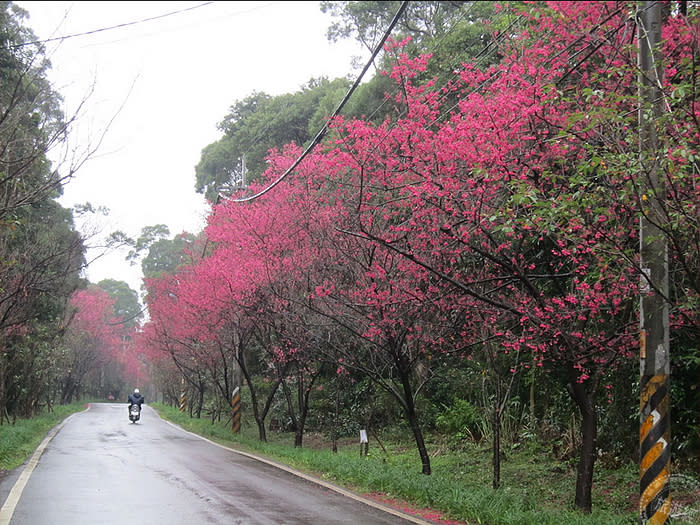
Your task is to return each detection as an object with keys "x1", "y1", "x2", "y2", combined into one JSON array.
[{"x1": 435, "y1": 398, "x2": 484, "y2": 441}]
